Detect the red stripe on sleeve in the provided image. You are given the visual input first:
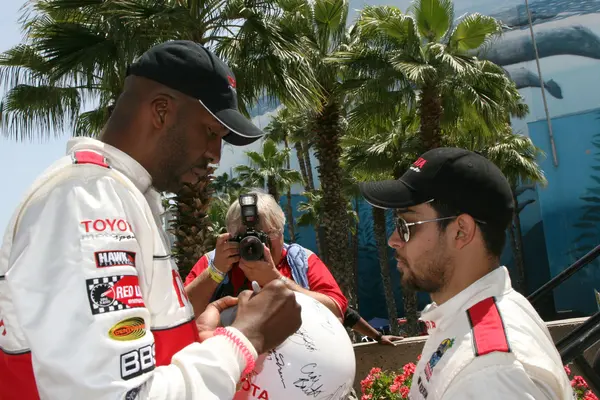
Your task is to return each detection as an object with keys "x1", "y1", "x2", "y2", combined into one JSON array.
[
  {"x1": 467, "y1": 297, "x2": 510, "y2": 356},
  {"x1": 0, "y1": 349, "x2": 40, "y2": 400},
  {"x1": 152, "y1": 319, "x2": 200, "y2": 366}
]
